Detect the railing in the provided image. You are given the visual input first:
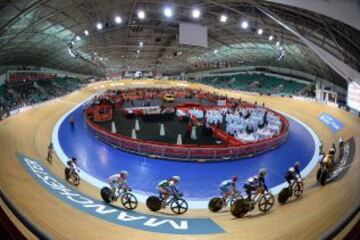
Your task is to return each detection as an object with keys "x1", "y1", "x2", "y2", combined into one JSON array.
[
  {"x1": 0, "y1": 190, "x2": 50, "y2": 239},
  {"x1": 85, "y1": 113, "x2": 289, "y2": 161}
]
